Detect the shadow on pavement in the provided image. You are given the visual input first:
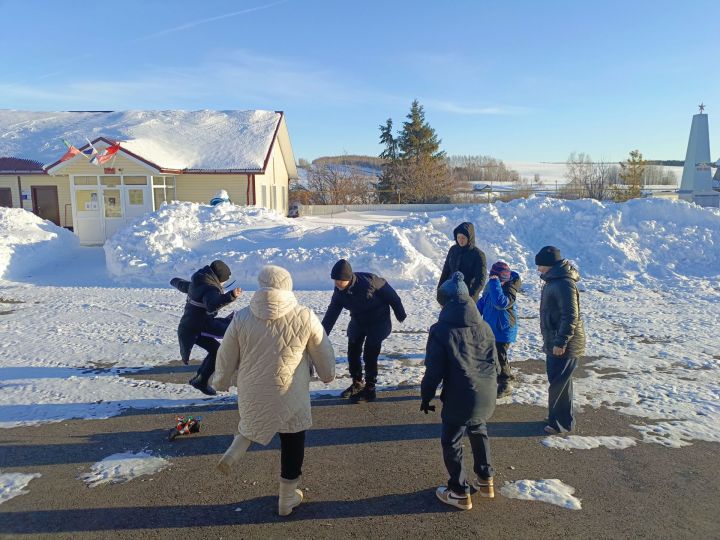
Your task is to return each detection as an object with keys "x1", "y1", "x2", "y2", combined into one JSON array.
[
  {"x1": 0, "y1": 489, "x2": 452, "y2": 534},
  {"x1": 0, "y1": 420, "x2": 545, "y2": 468}
]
